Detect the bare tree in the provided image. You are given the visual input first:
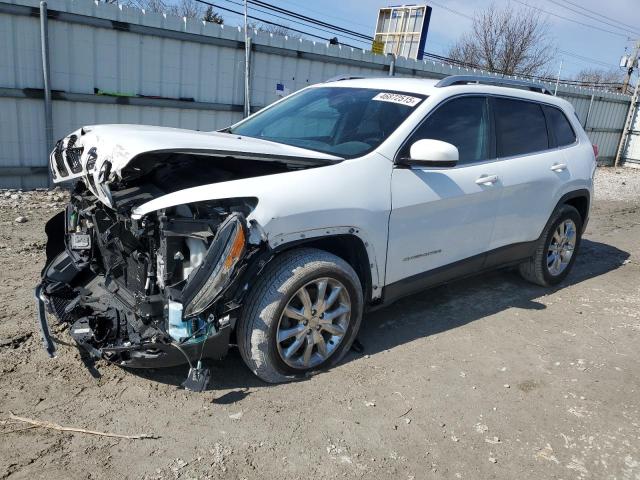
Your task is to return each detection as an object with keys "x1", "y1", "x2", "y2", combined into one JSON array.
[
  {"x1": 247, "y1": 21, "x2": 300, "y2": 39},
  {"x1": 448, "y1": 2, "x2": 555, "y2": 76},
  {"x1": 124, "y1": 0, "x2": 168, "y2": 13},
  {"x1": 574, "y1": 68, "x2": 623, "y2": 85},
  {"x1": 167, "y1": 0, "x2": 202, "y2": 19},
  {"x1": 125, "y1": 0, "x2": 223, "y2": 22},
  {"x1": 125, "y1": 0, "x2": 224, "y2": 24}
]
